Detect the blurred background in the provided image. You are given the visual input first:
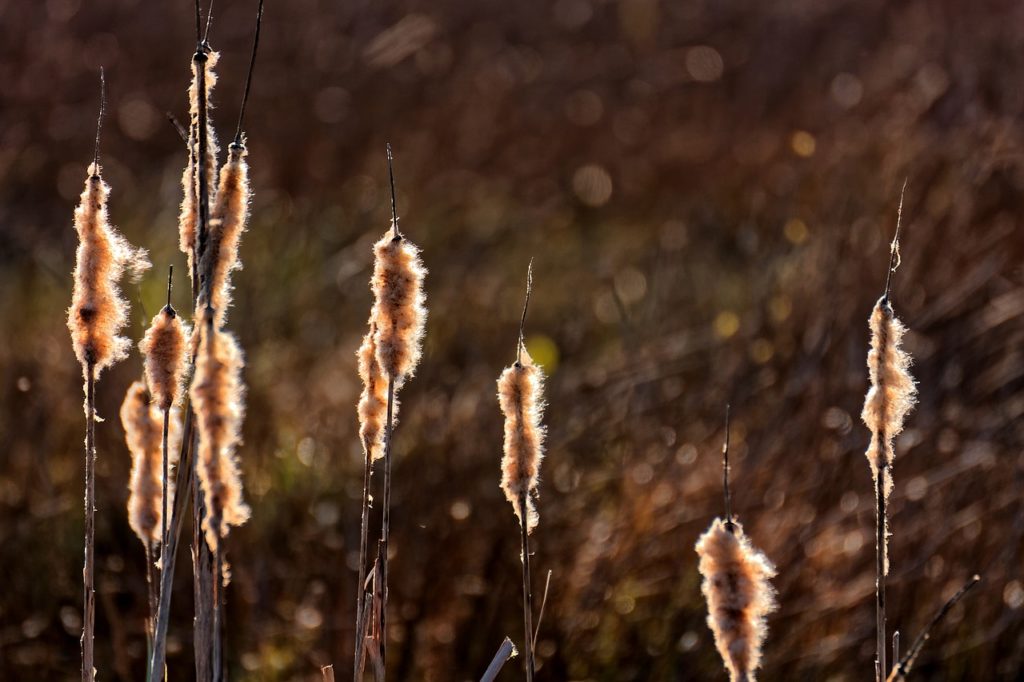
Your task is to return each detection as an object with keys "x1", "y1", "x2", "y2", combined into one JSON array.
[{"x1": 1, "y1": 0, "x2": 1023, "y2": 679}]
